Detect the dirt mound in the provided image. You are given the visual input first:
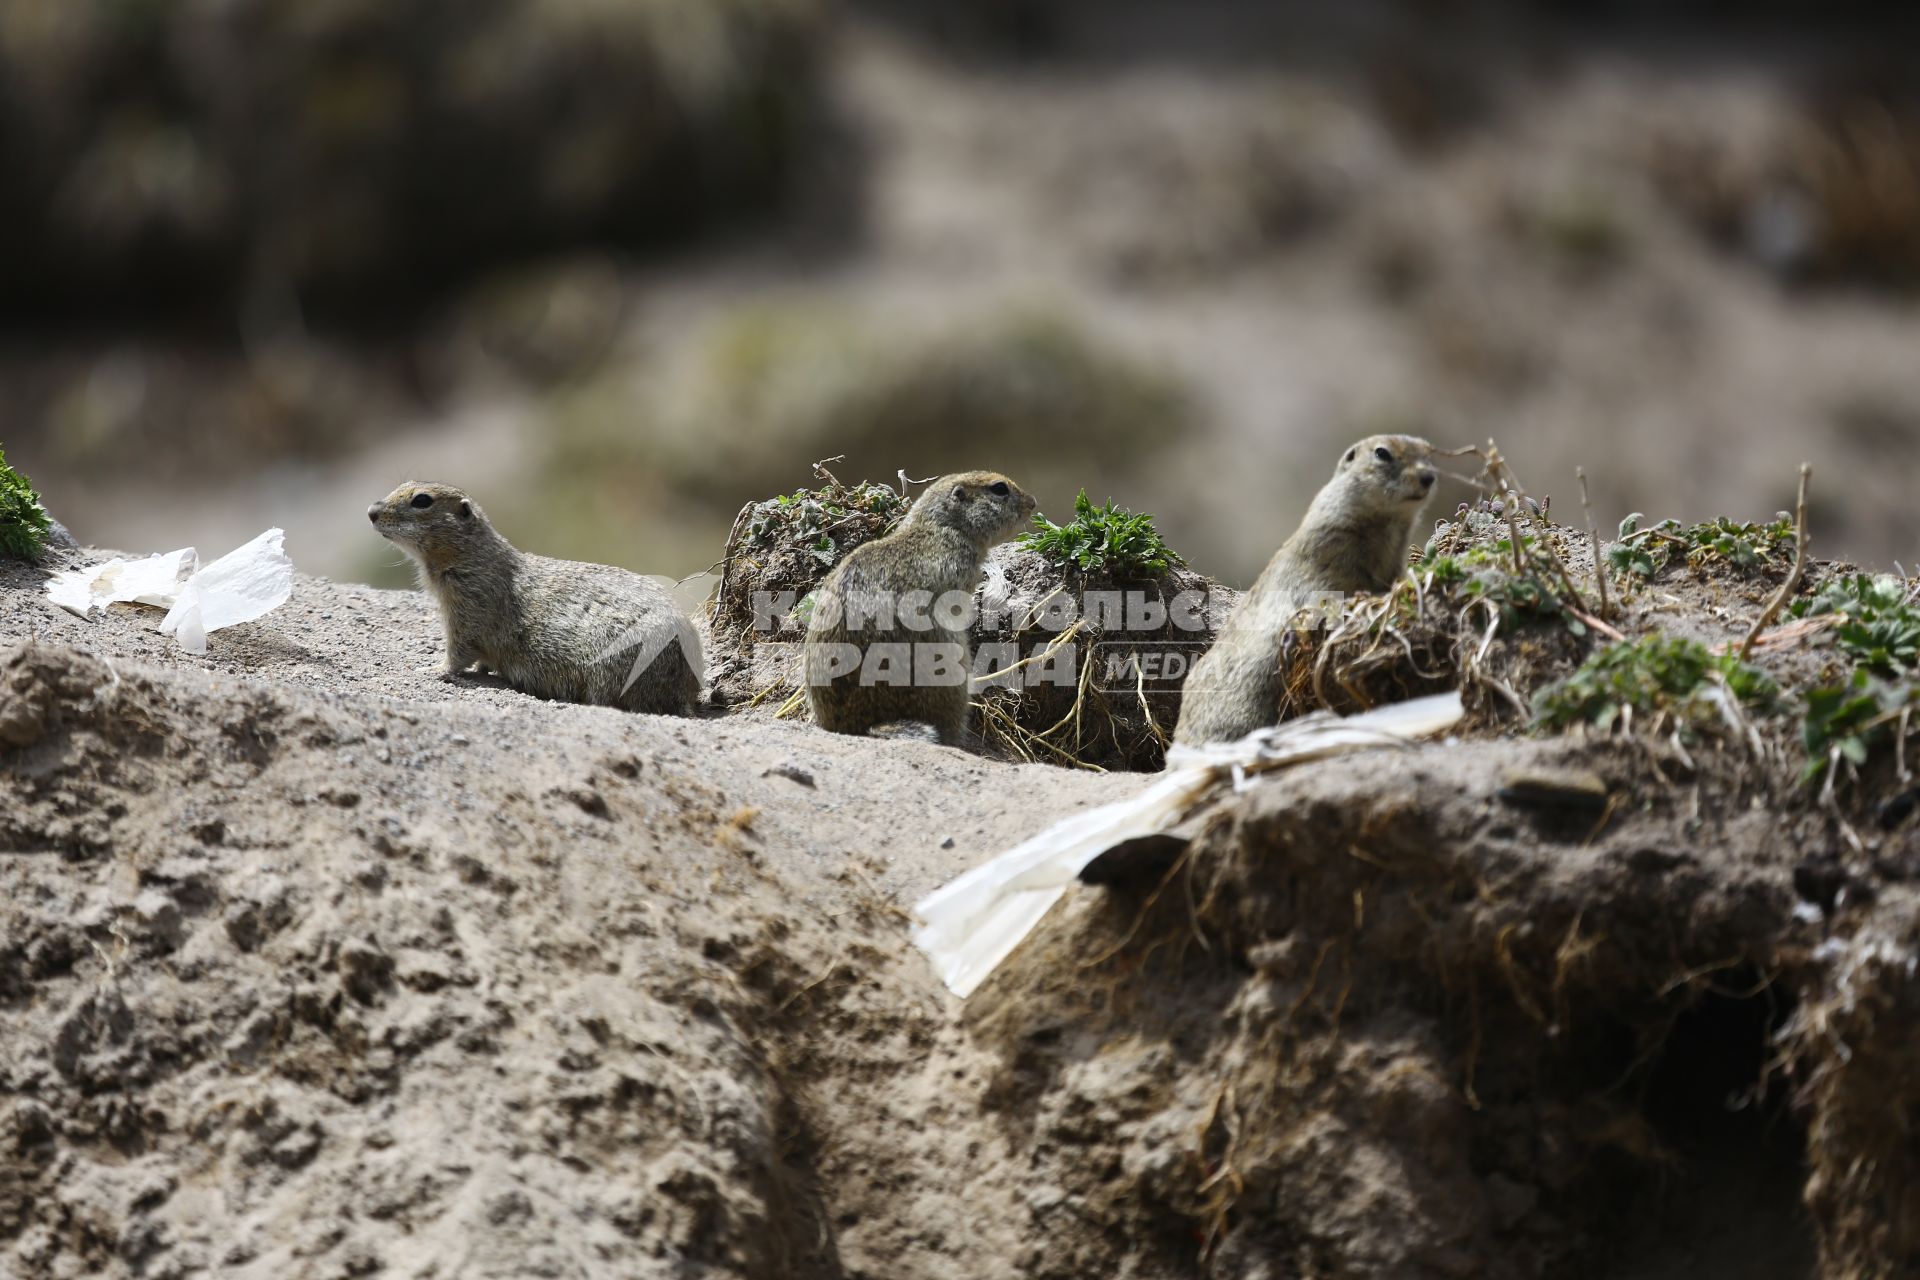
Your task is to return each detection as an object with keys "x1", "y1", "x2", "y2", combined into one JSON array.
[
  {"x1": 705, "y1": 472, "x2": 1229, "y2": 769},
  {"x1": 704, "y1": 471, "x2": 910, "y2": 710},
  {"x1": 0, "y1": 635, "x2": 920, "y2": 1279},
  {"x1": 972, "y1": 546, "x2": 1231, "y2": 770},
  {"x1": 5, "y1": 518, "x2": 1920, "y2": 1278},
  {"x1": 967, "y1": 741, "x2": 1822, "y2": 1276}
]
